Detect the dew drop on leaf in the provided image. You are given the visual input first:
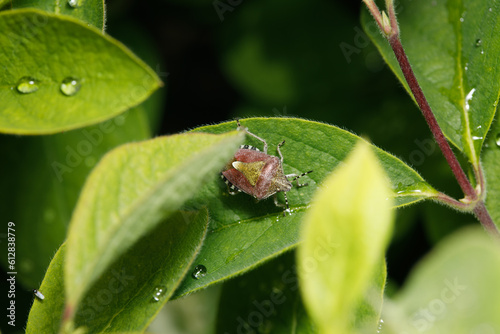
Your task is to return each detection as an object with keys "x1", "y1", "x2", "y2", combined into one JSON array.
[
  {"x1": 68, "y1": 0, "x2": 80, "y2": 8},
  {"x1": 152, "y1": 286, "x2": 166, "y2": 302},
  {"x1": 377, "y1": 318, "x2": 384, "y2": 333},
  {"x1": 496, "y1": 133, "x2": 500, "y2": 148},
  {"x1": 60, "y1": 77, "x2": 81, "y2": 96},
  {"x1": 16, "y1": 77, "x2": 39, "y2": 94},
  {"x1": 475, "y1": 39, "x2": 482, "y2": 47},
  {"x1": 191, "y1": 264, "x2": 207, "y2": 279}
]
